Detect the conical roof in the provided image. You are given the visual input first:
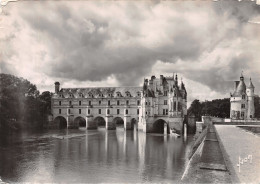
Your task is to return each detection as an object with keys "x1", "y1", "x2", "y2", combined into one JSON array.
[
  {"x1": 233, "y1": 77, "x2": 246, "y2": 96},
  {"x1": 248, "y1": 78, "x2": 255, "y2": 89}
]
